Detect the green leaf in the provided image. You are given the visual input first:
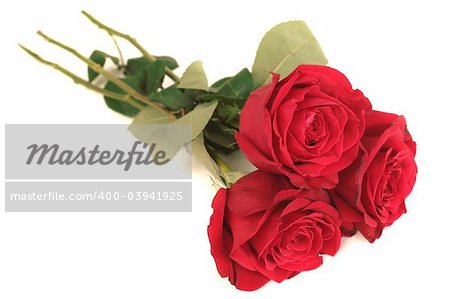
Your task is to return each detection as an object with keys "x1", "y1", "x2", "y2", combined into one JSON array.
[
  {"x1": 191, "y1": 133, "x2": 223, "y2": 185},
  {"x1": 131, "y1": 105, "x2": 169, "y2": 125},
  {"x1": 155, "y1": 55, "x2": 179, "y2": 70},
  {"x1": 204, "y1": 121, "x2": 238, "y2": 153},
  {"x1": 88, "y1": 50, "x2": 119, "y2": 82},
  {"x1": 212, "y1": 68, "x2": 253, "y2": 99},
  {"x1": 199, "y1": 93, "x2": 246, "y2": 107},
  {"x1": 217, "y1": 102, "x2": 240, "y2": 124},
  {"x1": 183, "y1": 88, "x2": 208, "y2": 104},
  {"x1": 206, "y1": 69, "x2": 252, "y2": 111},
  {"x1": 129, "y1": 70, "x2": 147, "y2": 94},
  {"x1": 192, "y1": 135, "x2": 243, "y2": 187},
  {"x1": 123, "y1": 60, "x2": 166, "y2": 95},
  {"x1": 178, "y1": 61, "x2": 209, "y2": 91},
  {"x1": 127, "y1": 56, "x2": 179, "y2": 76},
  {"x1": 143, "y1": 60, "x2": 166, "y2": 95},
  {"x1": 103, "y1": 77, "x2": 141, "y2": 117},
  {"x1": 226, "y1": 118, "x2": 240, "y2": 130},
  {"x1": 172, "y1": 100, "x2": 218, "y2": 140},
  {"x1": 128, "y1": 96, "x2": 217, "y2": 155},
  {"x1": 129, "y1": 101, "x2": 218, "y2": 161},
  {"x1": 252, "y1": 21, "x2": 327, "y2": 87},
  {"x1": 150, "y1": 86, "x2": 195, "y2": 111},
  {"x1": 128, "y1": 106, "x2": 179, "y2": 160},
  {"x1": 126, "y1": 56, "x2": 148, "y2": 76},
  {"x1": 104, "y1": 97, "x2": 139, "y2": 117},
  {"x1": 209, "y1": 77, "x2": 230, "y2": 93}
]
